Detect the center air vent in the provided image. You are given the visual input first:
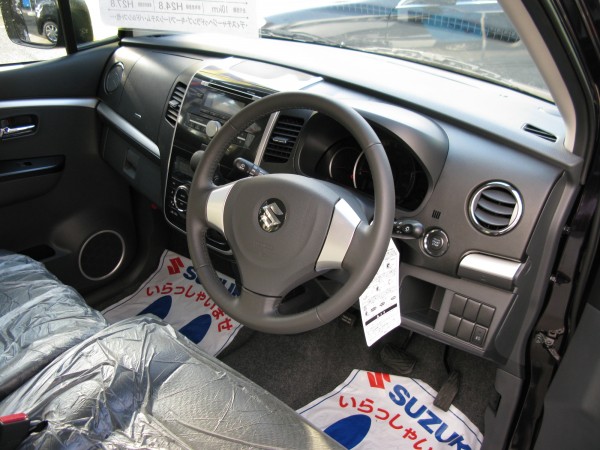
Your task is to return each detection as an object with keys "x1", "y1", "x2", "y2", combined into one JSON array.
[
  {"x1": 165, "y1": 82, "x2": 187, "y2": 126},
  {"x1": 263, "y1": 115, "x2": 305, "y2": 163},
  {"x1": 469, "y1": 181, "x2": 523, "y2": 235}
]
